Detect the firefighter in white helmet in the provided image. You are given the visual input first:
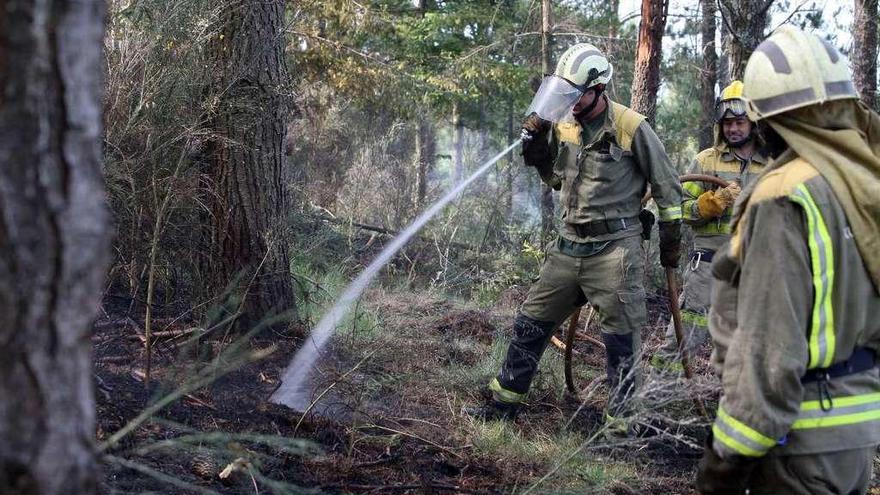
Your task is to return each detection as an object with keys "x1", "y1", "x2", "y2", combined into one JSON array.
[
  {"x1": 465, "y1": 43, "x2": 683, "y2": 434},
  {"x1": 696, "y1": 25, "x2": 880, "y2": 494}
]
